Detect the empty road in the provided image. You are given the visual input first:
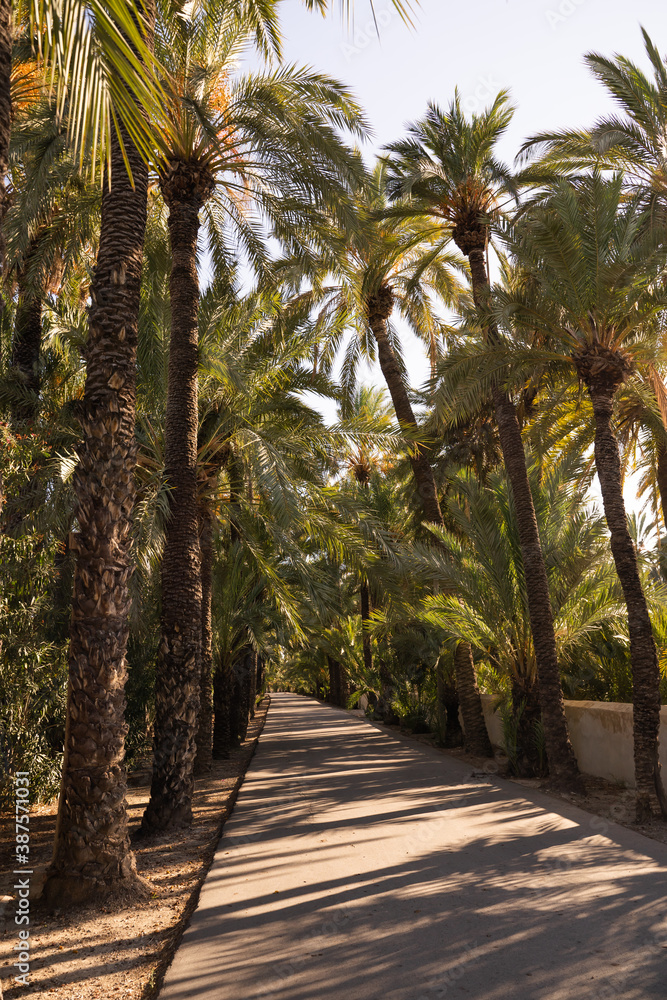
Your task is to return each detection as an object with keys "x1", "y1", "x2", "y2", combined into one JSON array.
[{"x1": 160, "y1": 693, "x2": 667, "y2": 1000}]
